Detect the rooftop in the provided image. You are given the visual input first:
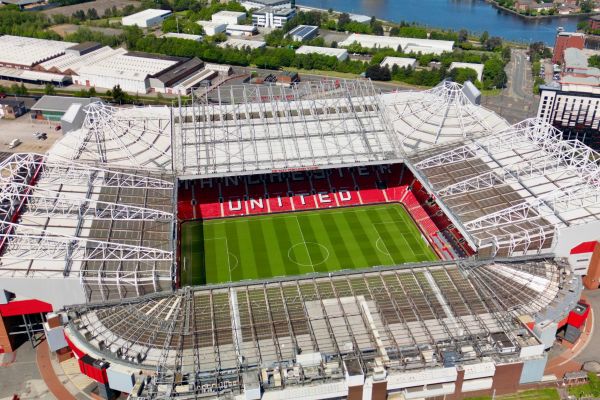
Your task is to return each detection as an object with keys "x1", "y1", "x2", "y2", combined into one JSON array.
[
  {"x1": 64, "y1": 258, "x2": 563, "y2": 398},
  {"x1": 0, "y1": 35, "x2": 76, "y2": 67},
  {"x1": 219, "y1": 38, "x2": 266, "y2": 49},
  {"x1": 160, "y1": 32, "x2": 203, "y2": 41},
  {"x1": 339, "y1": 34, "x2": 454, "y2": 55},
  {"x1": 288, "y1": 24, "x2": 318, "y2": 38},
  {"x1": 296, "y1": 45, "x2": 348, "y2": 57},
  {"x1": 255, "y1": 6, "x2": 296, "y2": 15},
  {"x1": 122, "y1": 8, "x2": 171, "y2": 21},
  {"x1": 31, "y1": 95, "x2": 95, "y2": 113}
]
